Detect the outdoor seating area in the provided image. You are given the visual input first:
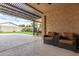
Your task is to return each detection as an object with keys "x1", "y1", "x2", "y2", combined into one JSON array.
[
  {"x1": 44, "y1": 32, "x2": 79, "y2": 52},
  {"x1": 0, "y1": 3, "x2": 79, "y2": 56}
]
